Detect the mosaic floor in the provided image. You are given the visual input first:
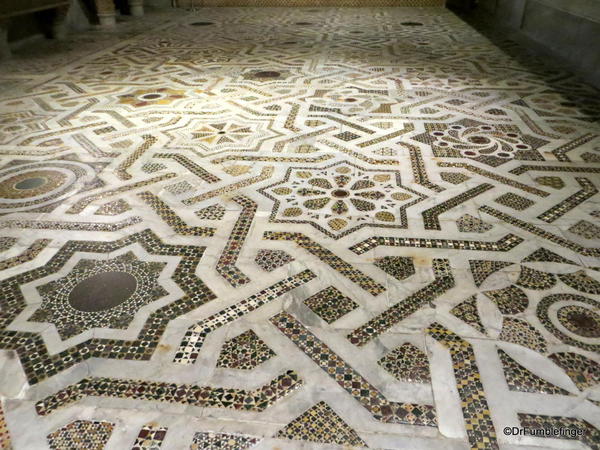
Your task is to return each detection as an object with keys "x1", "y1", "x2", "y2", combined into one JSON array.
[{"x1": 0, "y1": 6, "x2": 600, "y2": 450}]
